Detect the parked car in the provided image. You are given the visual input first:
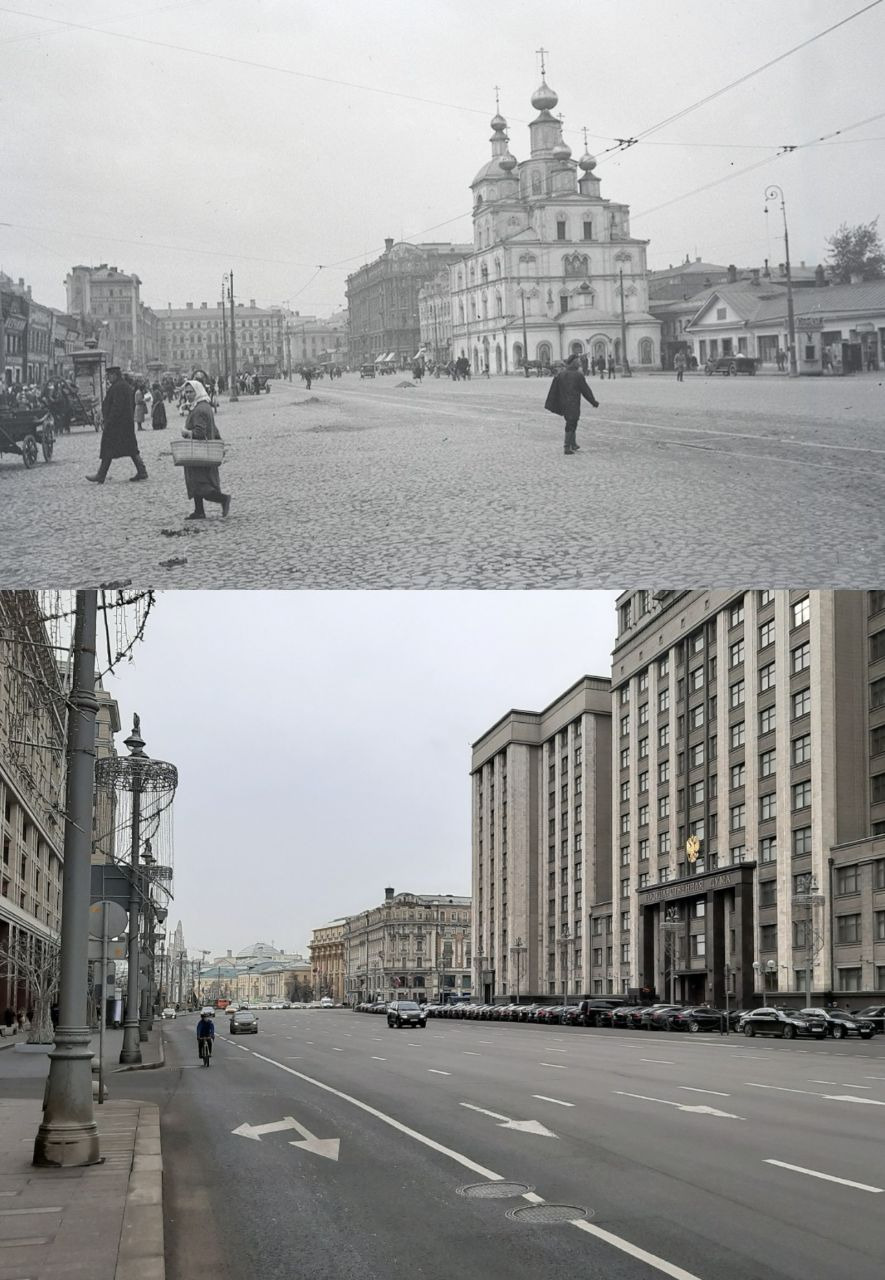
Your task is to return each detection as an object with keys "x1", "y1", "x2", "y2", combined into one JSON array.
[
  {"x1": 387, "y1": 1000, "x2": 426, "y2": 1029},
  {"x1": 535, "y1": 1005, "x2": 566, "y2": 1025},
  {"x1": 705, "y1": 353, "x2": 757, "y2": 376},
  {"x1": 229, "y1": 1009, "x2": 259, "y2": 1035},
  {"x1": 570, "y1": 998, "x2": 627, "y2": 1027},
  {"x1": 851, "y1": 1005, "x2": 885, "y2": 1033},
  {"x1": 640, "y1": 1004, "x2": 684, "y2": 1030},
  {"x1": 742, "y1": 1008, "x2": 826, "y2": 1039},
  {"x1": 160, "y1": 1007, "x2": 176, "y2": 1019},
  {"x1": 801, "y1": 1008, "x2": 875, "y2": 1039},
  {"x1": 610, "y1": 1005, "x2": 645, "y2": 1029},
  {"x1": 666, "y1": 1006, "x2": 728, "y2": 1033}
]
